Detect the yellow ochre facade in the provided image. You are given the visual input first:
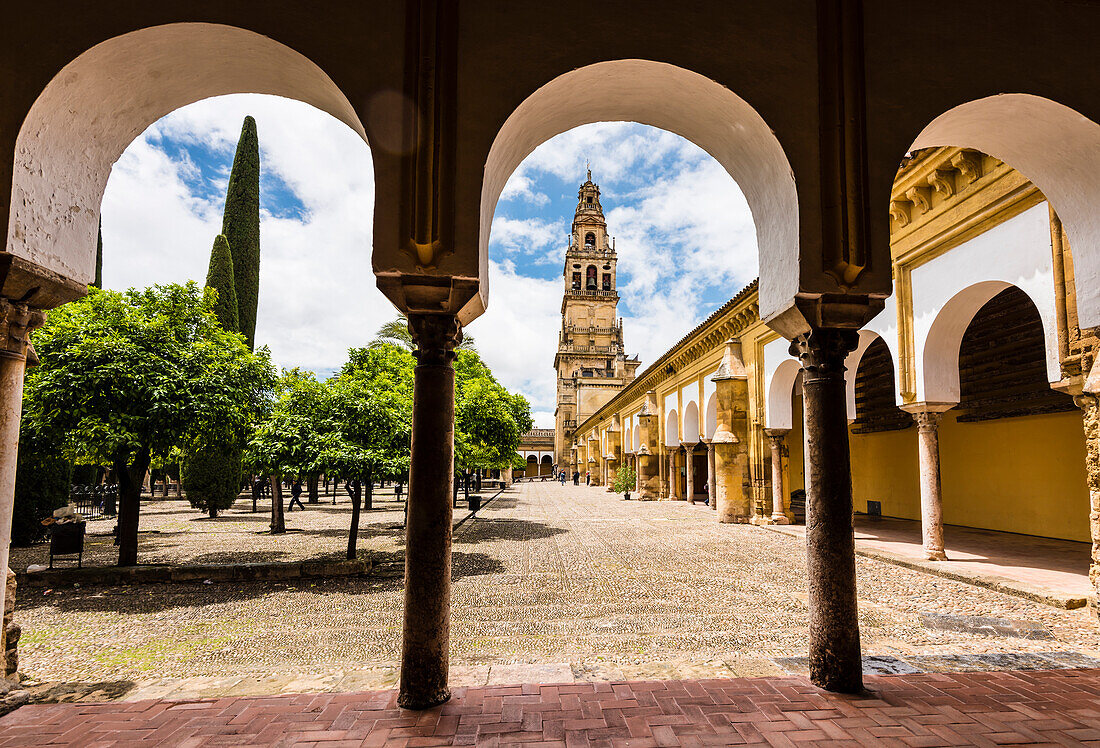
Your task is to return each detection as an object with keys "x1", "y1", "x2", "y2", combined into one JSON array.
[{"x1": 568, "y1": 146, "x2": 1097, "y2": 581}]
